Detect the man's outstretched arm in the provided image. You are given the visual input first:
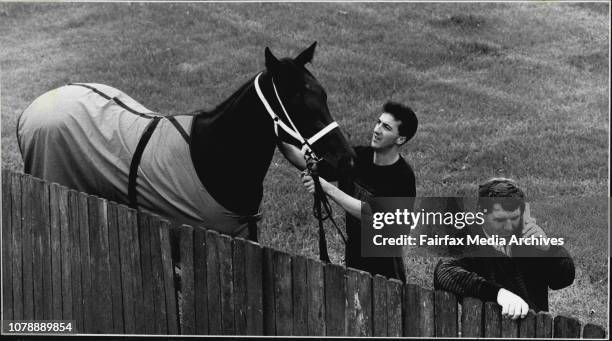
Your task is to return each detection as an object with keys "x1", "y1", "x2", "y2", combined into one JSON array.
[
  {"x1": 301, "y1": 174, "x2": 362, "y2": 219},
  {"x1": 434, "y1": 258, "x2": 502, "y2": 301},
  {"x1": 434, "y1": 258, "x2": 529, "y2": 319}
]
